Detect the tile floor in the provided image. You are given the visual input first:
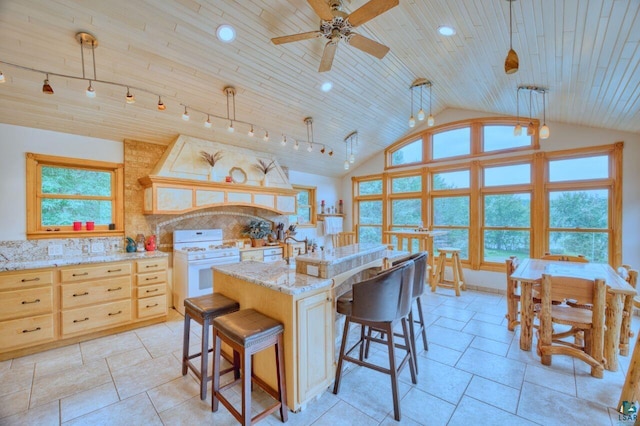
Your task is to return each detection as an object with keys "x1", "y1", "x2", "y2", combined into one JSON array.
[{"x1": 0, "y1": 288, "x2": 637, "y2": 426}]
